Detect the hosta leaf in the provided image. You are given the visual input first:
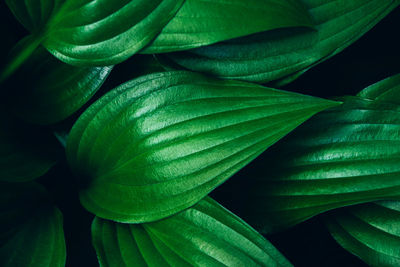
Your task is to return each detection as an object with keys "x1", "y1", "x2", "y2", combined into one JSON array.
[
  {"x1": 66, "y1": 71, "x2": 338, "y2": 223},
  {"x1": 5, "y1": 0, "x2": 184, "y2": 66},
  {"x1": 325, "y1": 201, "x2": 400, "y2": 267},
  {"x1": 0, "y1": 182, "x2": 66, "y2": 267},
  {"x1": 233, "y1": 77, "x2": 400, "y2": 233},
  {"x1": 0, "y1": 113, "x2": 62, "y2": 182},
  {"x1": 92, "y1": 197, "x2": 292, "y2": 267},
  {"x1": 164, "y1": 0, "x2": 400, "y2": 84},
  {"x1": 358, "y1": 73, "x2": 400, "y2": 105},
  {"x1": 9, "y1": 46, "x2": 112, "y2": 125},
  {"x1": 141, "y1": 0, "x2": 313, "y2": 53}
]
